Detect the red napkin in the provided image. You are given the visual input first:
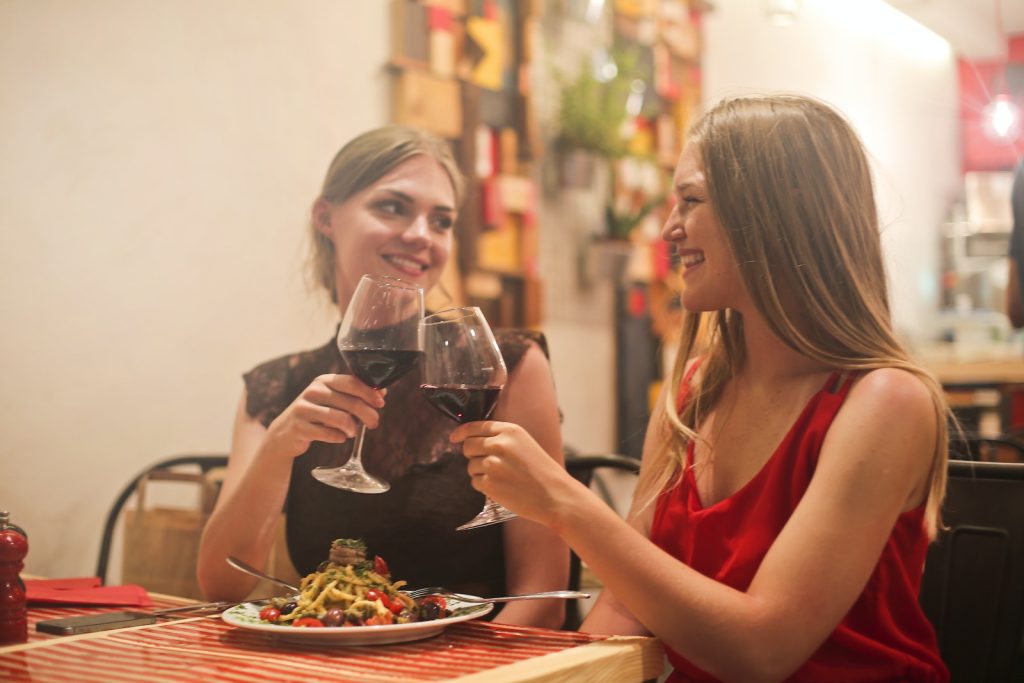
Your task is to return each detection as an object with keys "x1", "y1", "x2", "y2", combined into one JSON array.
[{"x1": 25, "y1": 578, "x2": 153, "y2": 607}]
